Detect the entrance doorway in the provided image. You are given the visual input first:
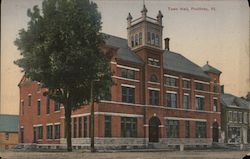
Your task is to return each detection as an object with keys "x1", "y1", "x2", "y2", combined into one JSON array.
[
  {"x1": 149, "y1": 116, "x2": 161, "y2": 142},
  {"x1": 212, "y1": 122, "x2": 219, "y2": 142}
]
